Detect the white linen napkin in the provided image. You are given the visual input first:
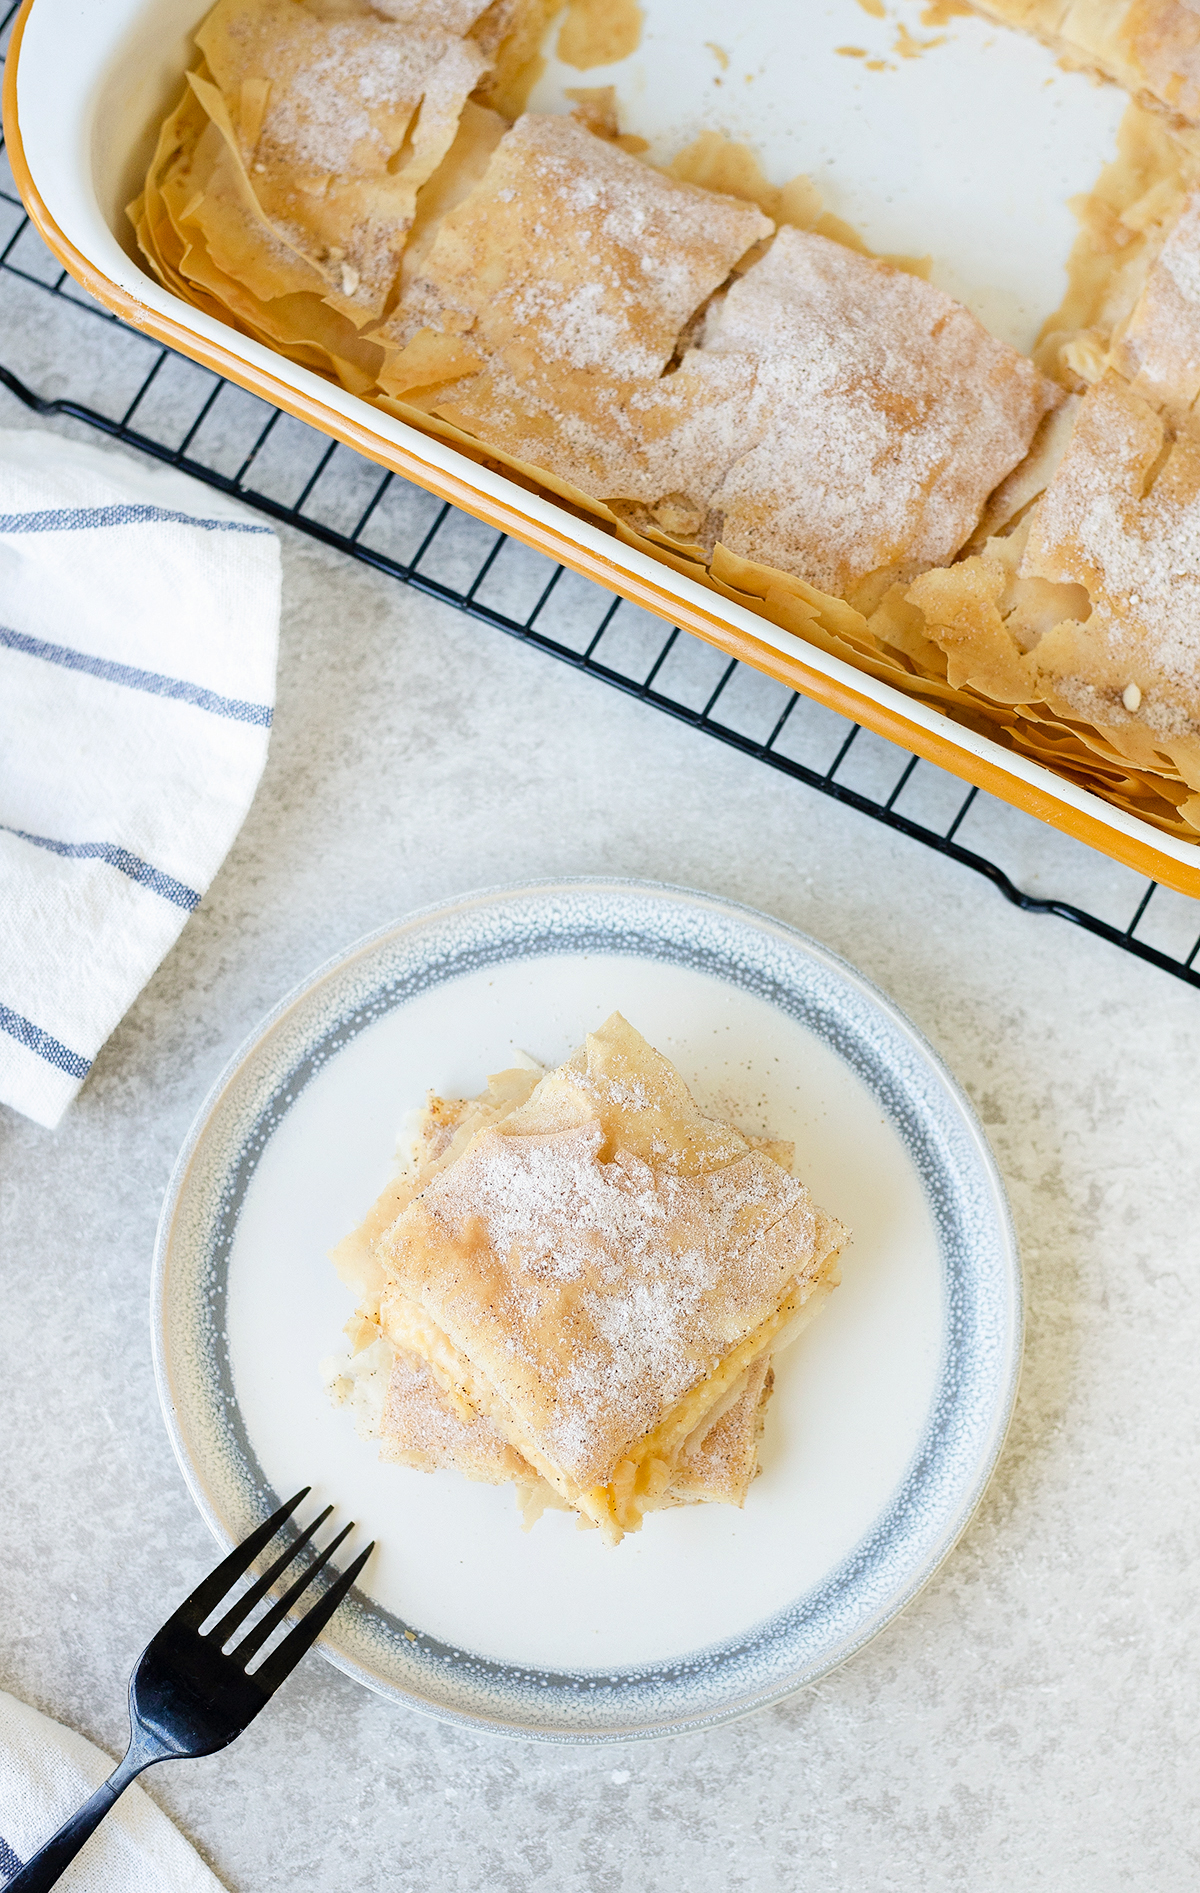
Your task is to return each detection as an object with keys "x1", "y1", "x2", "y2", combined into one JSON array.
[
  {"x1": 0, "y1": 1690, "x2": 225, "y2": 1891},
  {"x1": 0, "y1": 427, "x2": 281, "y2": 1129}
]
